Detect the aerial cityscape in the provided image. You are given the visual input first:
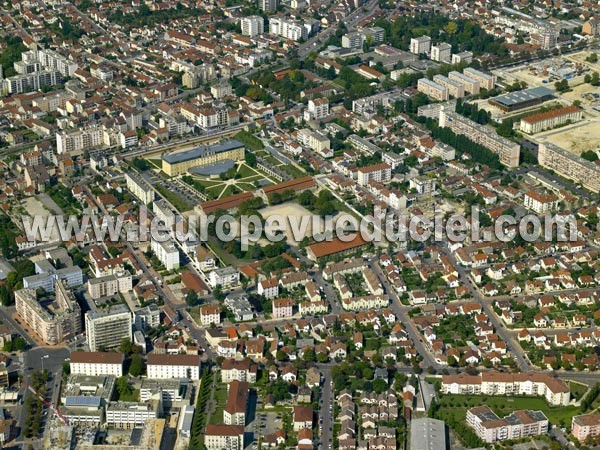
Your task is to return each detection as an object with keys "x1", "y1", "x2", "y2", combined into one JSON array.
[{"x1": 0, "y1": 0, "x2": 599, "y2": 449}]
